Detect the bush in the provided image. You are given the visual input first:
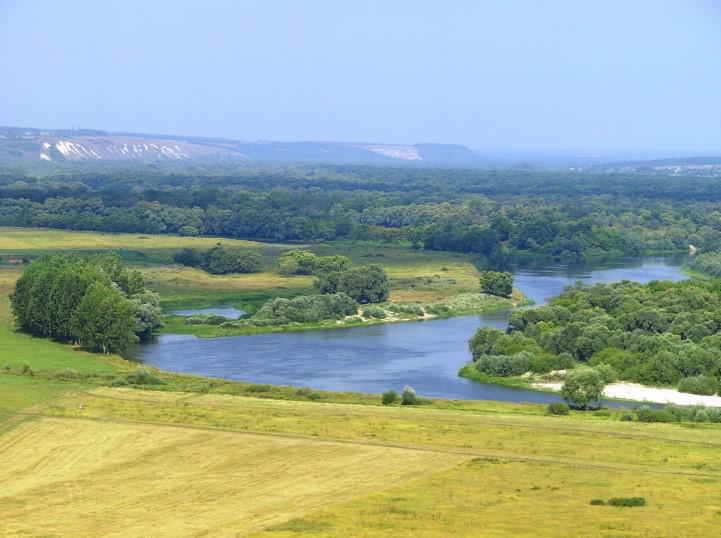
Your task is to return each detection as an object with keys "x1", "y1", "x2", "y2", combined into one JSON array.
[
  {"x1": 594, "y1": 363, "x2": 617, "y2": 384},
  {"x1": 387, "y1": 303, "x2": 424, "y2": 316},
  {"x1": 363, "y1": 305, "x2": 387, "y2": 319},
  {"x1": 178, "y1": 225, "x2": 199, "y2": 237},
  {"x1": 306, "y1": 391, "x2": 322, "y2": 401},
  {"x1": 475, "y1": 351, "x2": 533, "y2": 377},
  {"x1": 401, "y1": 385, "x2": 417, "y2": 405},
  {"x1": 382, "y1": 390, "x2": 398, "y2": 405},
  {"x1": 561, "y1": 368, "x2": 605, "y2": 409},
  {"x1": 547, "y1": 402, "x2": 570, "y2": 415},
  {"x1": 636, "y1": 405, "x2": 672, "y2": 423},
  {"x1": 607, "y1": 497, "x2": 646, "y2": 507},
  {"x1": 677, "y1": 375, "x2": 718, "y2": 396},
  {"x1": 590, "y1": 499, "x2": 605, "y2": 506},
  {"x1": 253, "y1": 293, "x2": 357, "y2": 323},
  {"x1": 316, "y1": 264, "x2": 390, "y2": 304},
  {"x1": 21, "y1": 364, "x2": 33, "y2": 377},
  {"x1": 619, "y1": 412, "x2": 635, "y2": 421},
  {"x1": 125, "y1": 368, "x2": 163, "y2": 385},
  {"x1": 479, "y1": 271, "x2": 513, "y2": 298}
]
